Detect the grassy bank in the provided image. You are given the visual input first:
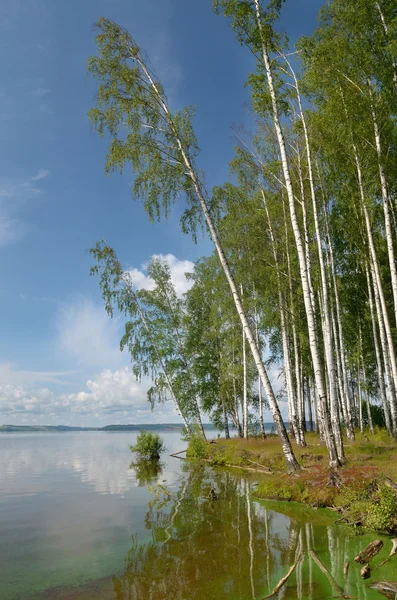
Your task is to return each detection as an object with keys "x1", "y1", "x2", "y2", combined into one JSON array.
[{"x1": 187, "y1": 430, "x2": 397, "y2": 534}]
